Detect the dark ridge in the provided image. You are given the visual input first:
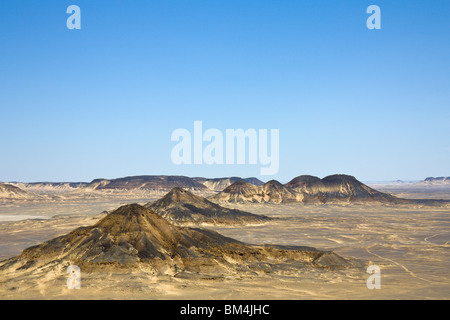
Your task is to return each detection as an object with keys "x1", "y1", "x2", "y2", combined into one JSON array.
[
  {"x1": 87, "y1": 175, "x2": 207, "y2": 191},
  {"x1": 21, "y1": 182, "x2": 88, "y2": 187},
  {"x1": 146, "y1": 187, "x2": 270, "y2": 224},
  {"x1": 212, "y1": 174, "x2": 403, "y2": 204},
  {"x1": 285, "y1": 175, "x2": 322, "y2": 189},
  {"x1": 424, "y1": 177, "x2": 449, "y2": 182}
]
